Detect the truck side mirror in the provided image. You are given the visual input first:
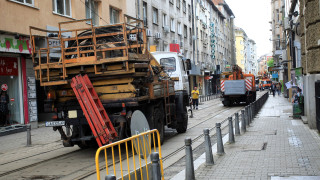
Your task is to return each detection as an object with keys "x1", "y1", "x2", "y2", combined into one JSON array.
[{"x1": 185, "y1": 59, "x2": 191, "y2": 71}]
